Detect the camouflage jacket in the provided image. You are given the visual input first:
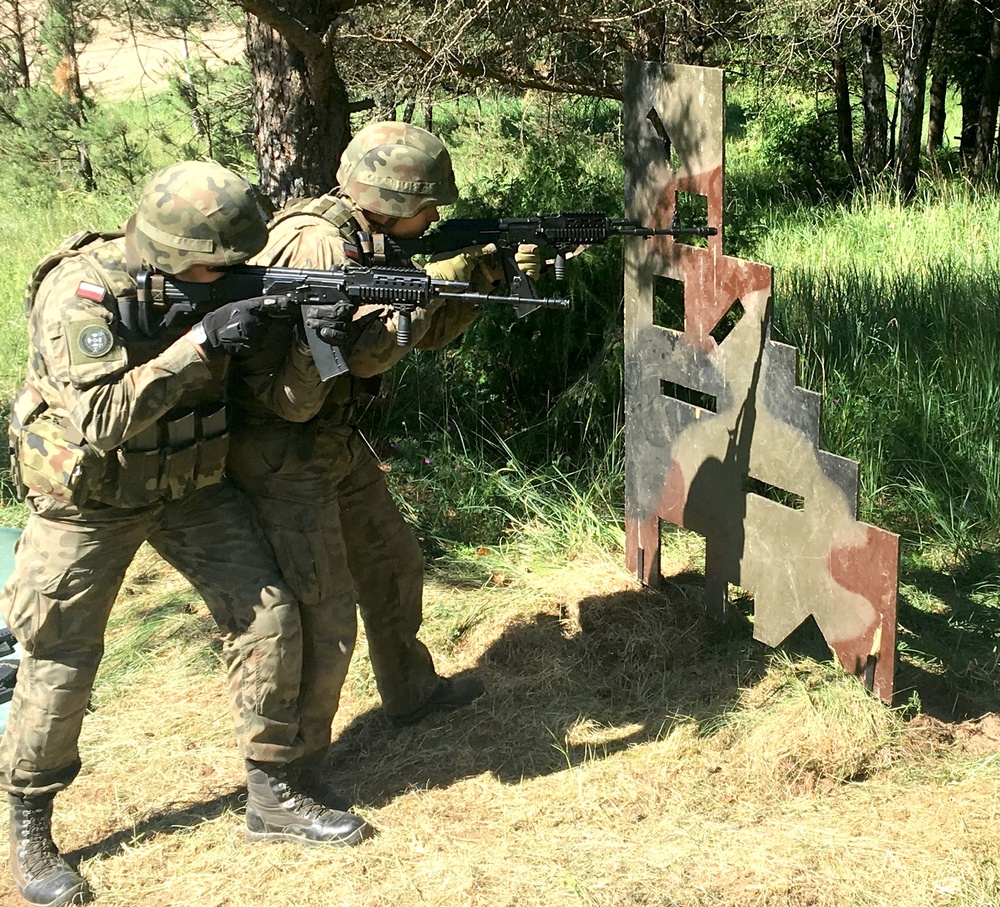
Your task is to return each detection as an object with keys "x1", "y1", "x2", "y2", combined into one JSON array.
[
  {"x1": 231, "y1": 194, "x2": 482, "y2": 427},
  {"x1": 15, "y1": 237, "x2": 224, "y2": 507}
]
